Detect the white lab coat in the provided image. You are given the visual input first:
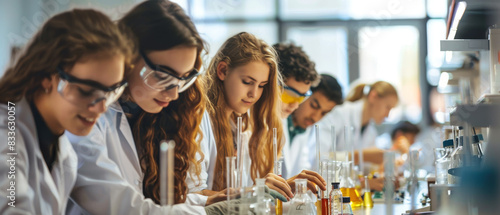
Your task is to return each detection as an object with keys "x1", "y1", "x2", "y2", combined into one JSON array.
[
  {"x1": 0, "y1": 98, "x2": 77, "y2": 214},
  {"x1": 186, "y1": 111, "x2": 217, "y2": 192},
  {"x1": 66, "y1": 101, "x2": 207, "y2": 215},
  {"x1": 312, "y1": 100, "x2": 378, "y2": 169},
  {"x1": 281, "y1": 118, "x2": 312, "y2": 179}
]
